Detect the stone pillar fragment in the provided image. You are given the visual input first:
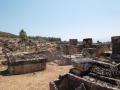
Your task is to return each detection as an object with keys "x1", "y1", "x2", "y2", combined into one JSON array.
[
  {"x1": 111, "y1": 36, "x2": 120, "y2": 61},
  {"x1": 83, "y1": 38, "x2": 93, "y2": 48},
  {"x1": 69, "y1": 39, "x2": 78, "y2": 45}
]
